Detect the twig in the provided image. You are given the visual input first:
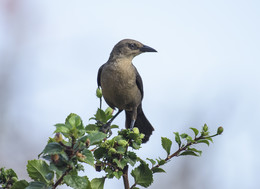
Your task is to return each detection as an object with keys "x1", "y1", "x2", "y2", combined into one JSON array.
[
  {"x1": 53, "y1": 166, "x2": 72, "y2": 189},
  {"x1": 122, "y1": 165, "x2": 130, "y2": 189}
]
